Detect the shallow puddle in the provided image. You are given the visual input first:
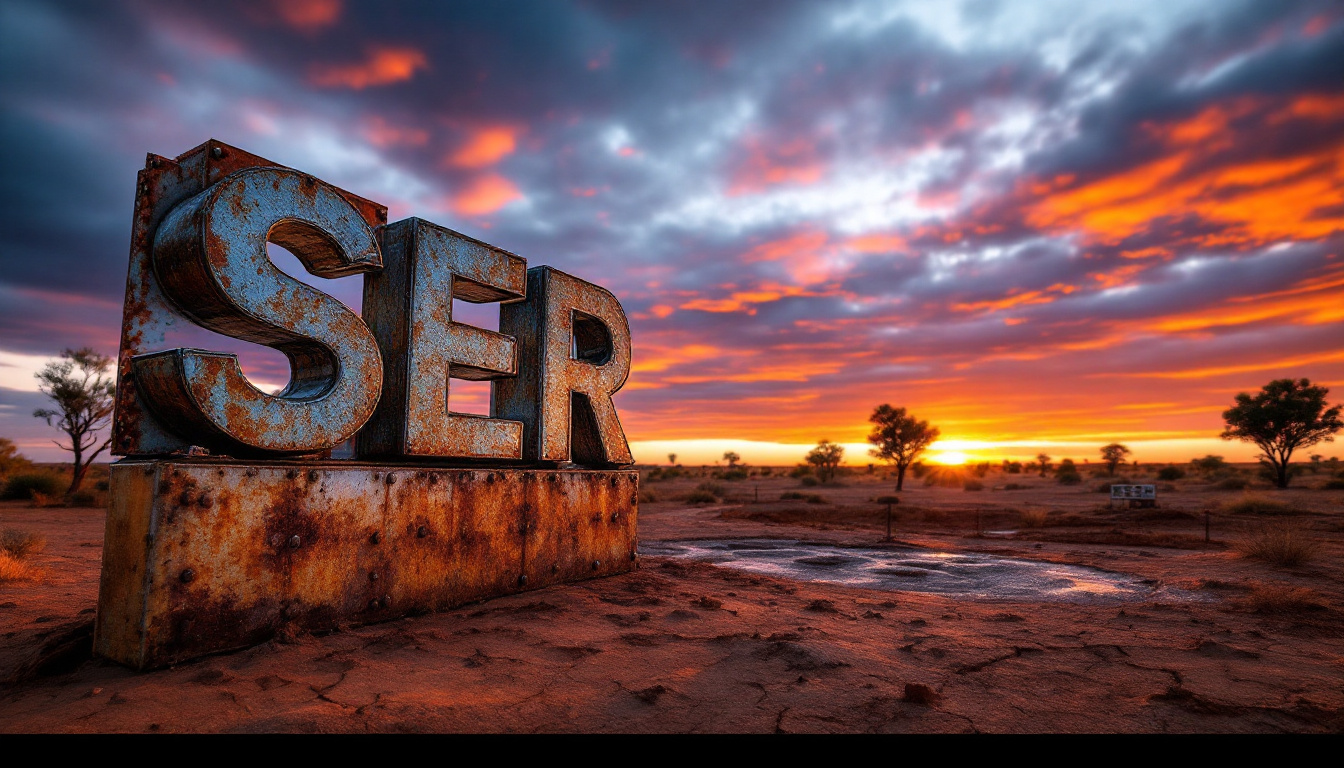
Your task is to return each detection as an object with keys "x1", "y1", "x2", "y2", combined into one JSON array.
[{"x1": 642, "y1": 538, "x2": 1203, "y2": 603}]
